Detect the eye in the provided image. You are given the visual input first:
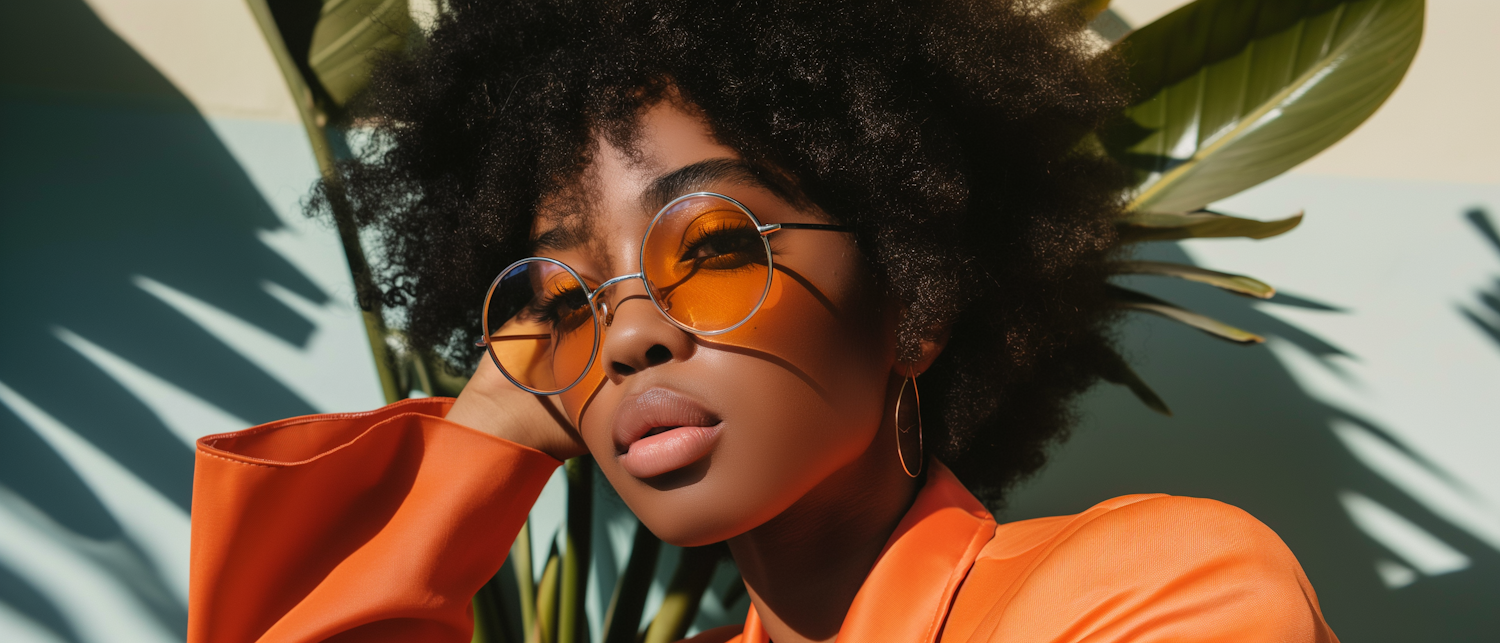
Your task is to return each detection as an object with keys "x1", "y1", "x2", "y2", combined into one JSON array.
[
  {"x1": 680, "y1": 218, "x2": 764, "y2": 270},
  {"x1": 527, "y1": 282, "x2": 591, "y2": 331}
]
